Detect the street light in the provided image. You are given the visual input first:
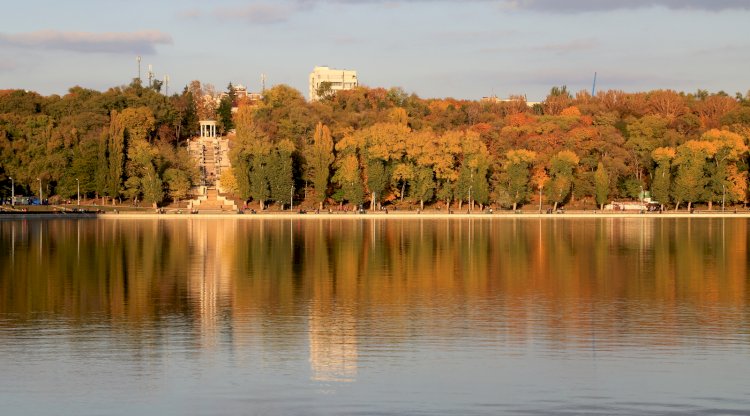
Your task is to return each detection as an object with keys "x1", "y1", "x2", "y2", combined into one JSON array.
[{"x1": 76, "y1": 178, "x2": 80, "y2": 206}]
